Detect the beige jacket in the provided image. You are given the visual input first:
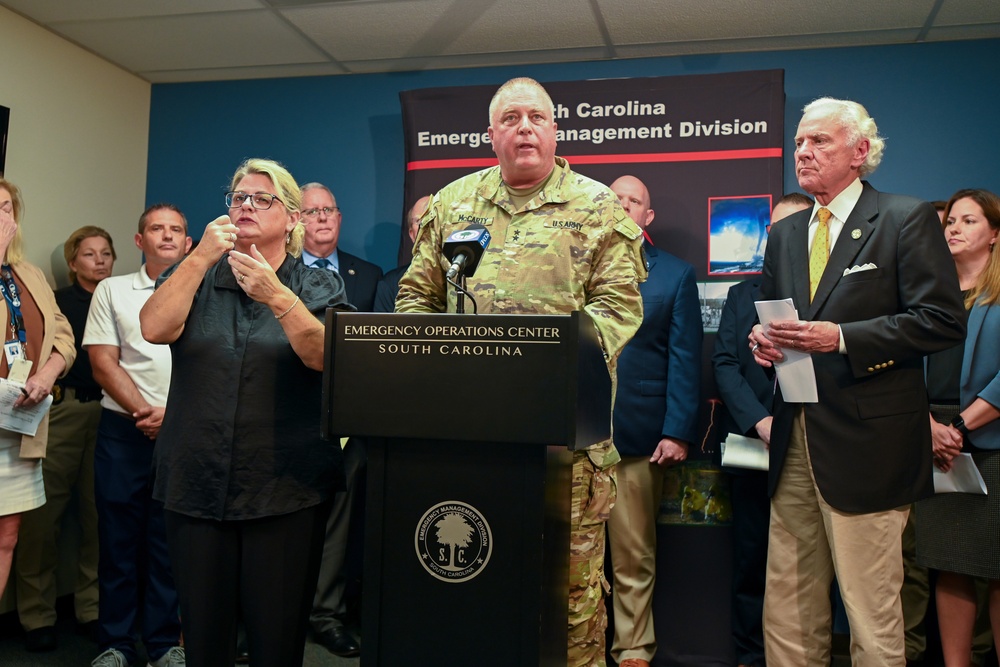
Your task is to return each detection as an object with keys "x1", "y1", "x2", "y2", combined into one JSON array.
[{"x1": 2, "y1": 261, "x2": 76, "y2": 458}]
